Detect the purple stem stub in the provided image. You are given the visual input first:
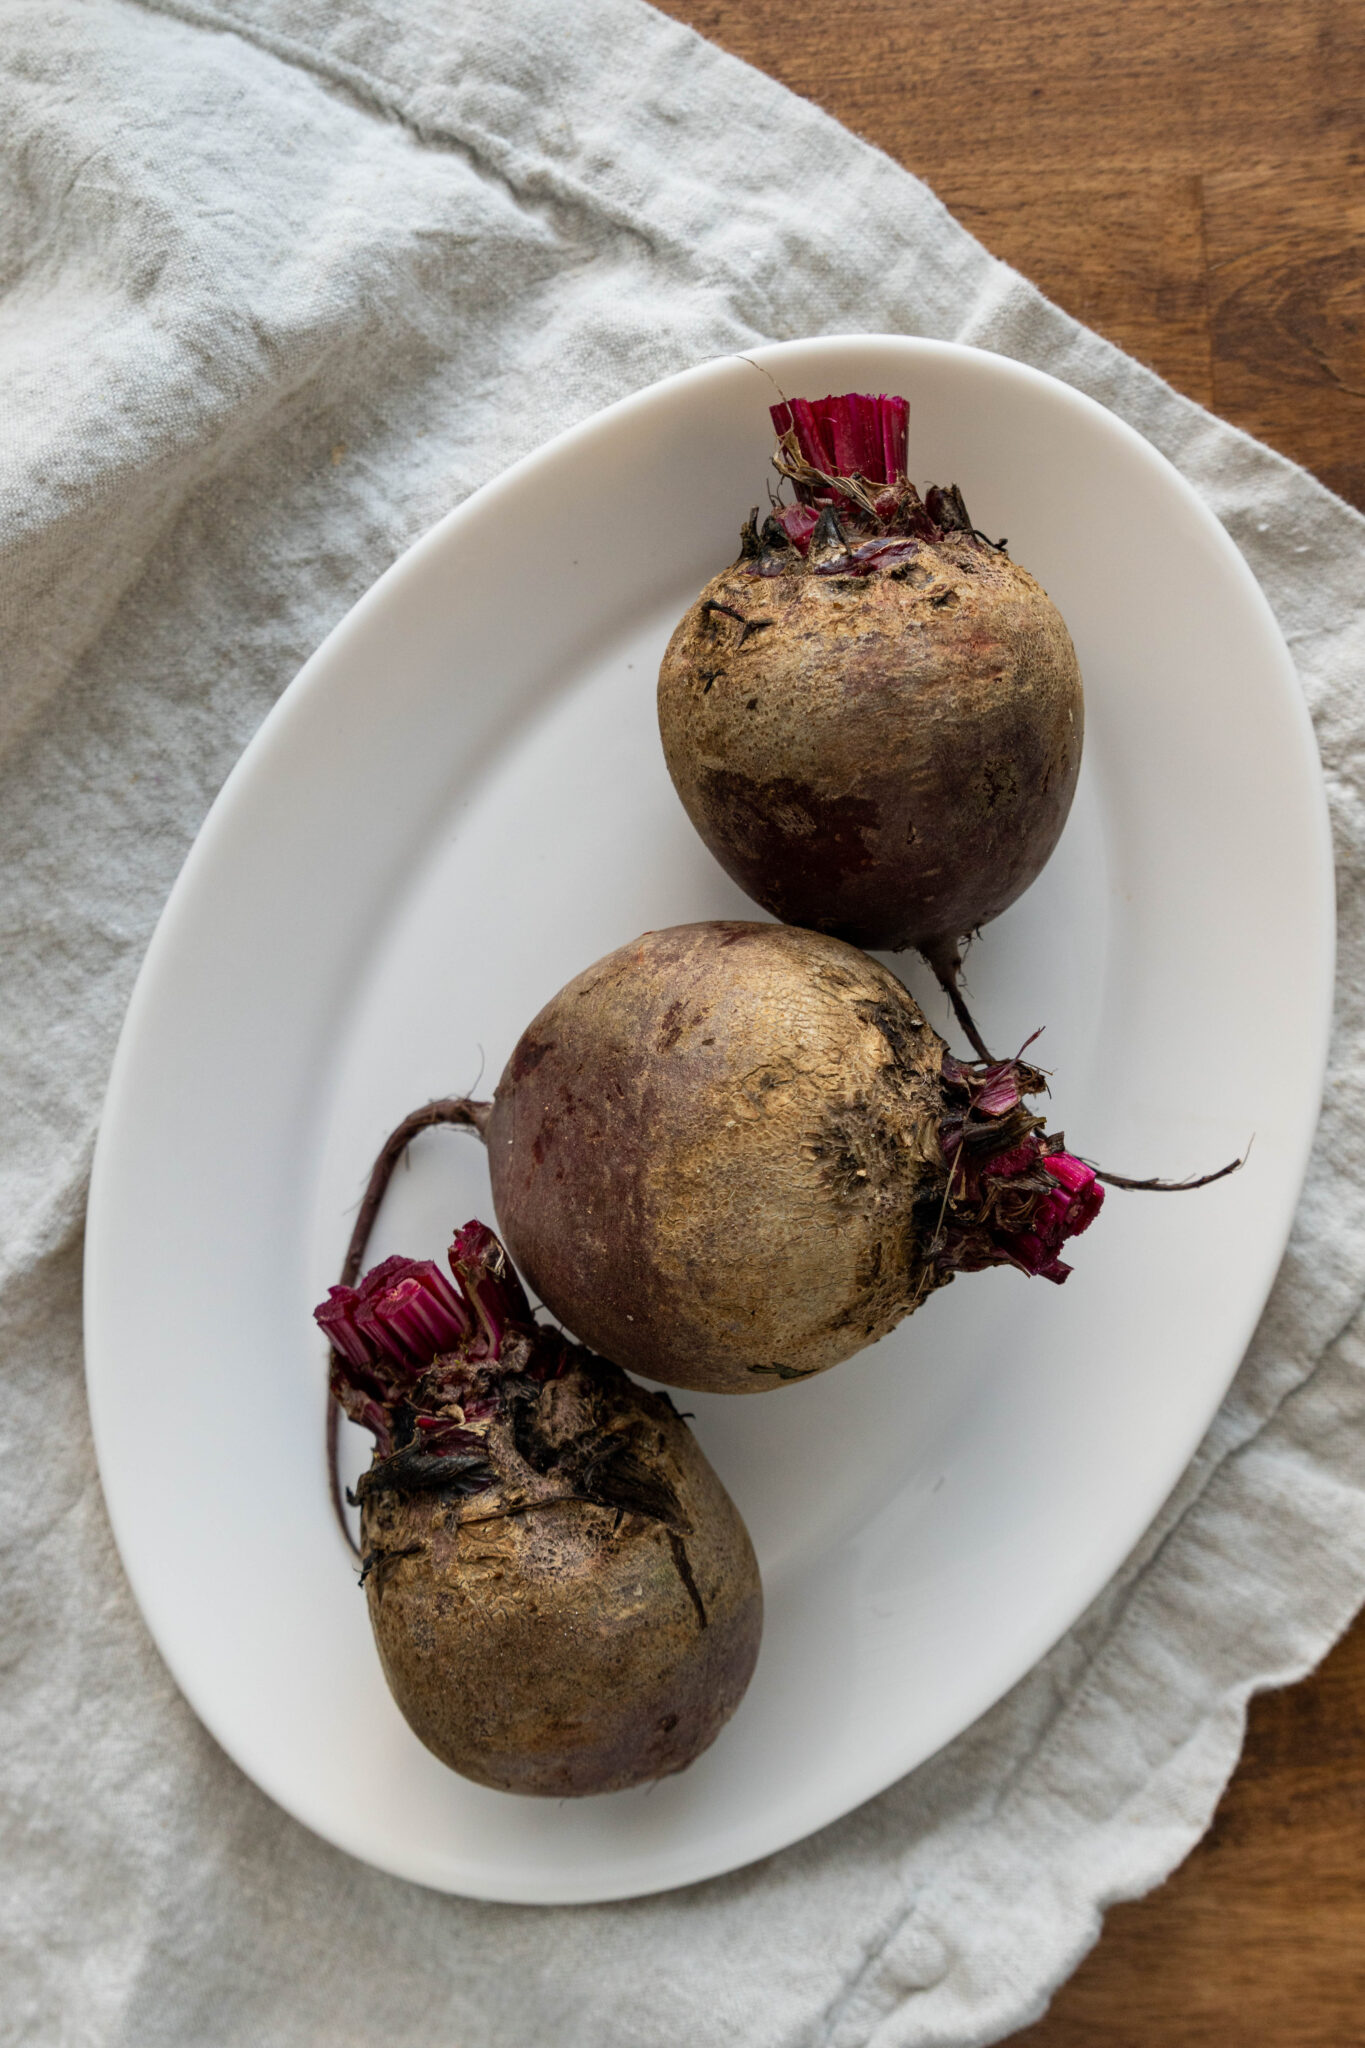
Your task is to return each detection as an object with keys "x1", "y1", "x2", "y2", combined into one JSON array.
[
  {"x1": 772, "y1": 392, "x2": 909, "y2": 489},
  {"x1": 316, "y1": 1222, "x2": 568, "y2": 1472},
  {"x1": 935, "y1": 1051, "x2": 1105, "y2": 1285},
  {"x1": 763, "y1": 392, "x2": 1007, "y2": 564},
  {"x1": 766, "y1": 390, "x2": 962, "y2": 556}
]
